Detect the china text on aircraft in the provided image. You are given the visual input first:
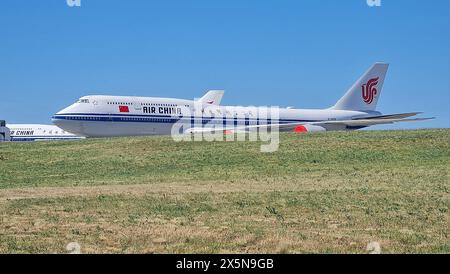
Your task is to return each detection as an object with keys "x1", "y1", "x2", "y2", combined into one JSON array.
[
  {"x1": 7, "y1": 124, "x2": 83, "y2": 141},
  {"x1": 52, "y1": 63, "x2": 433, "y2": 137}
]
